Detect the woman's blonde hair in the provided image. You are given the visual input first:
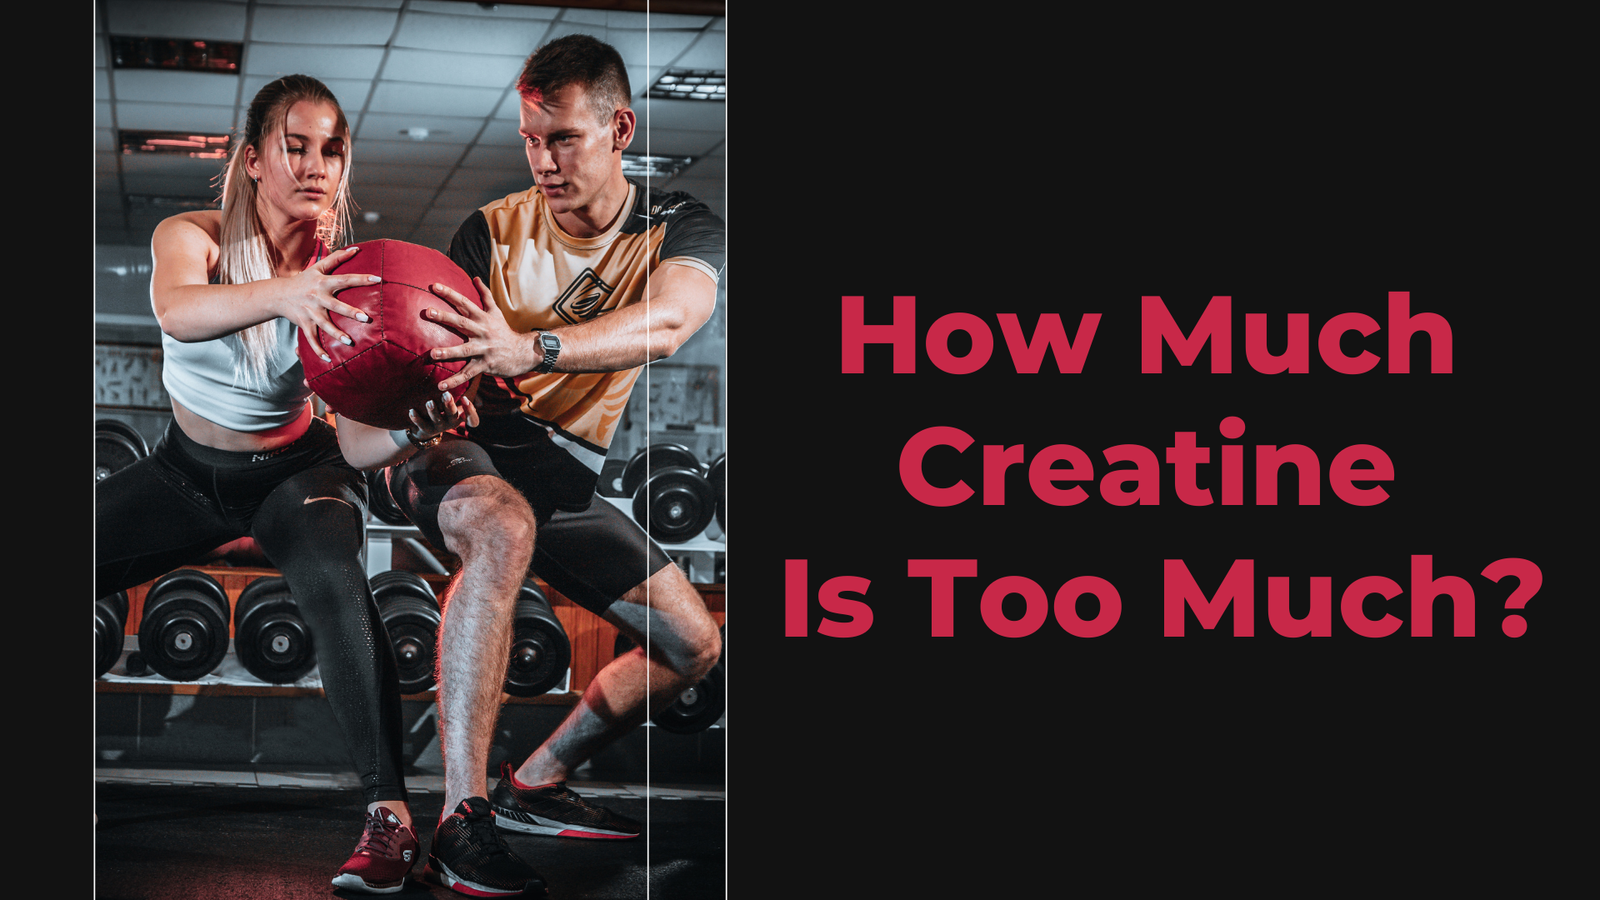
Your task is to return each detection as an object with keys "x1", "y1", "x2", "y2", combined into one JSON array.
[{"x1": 213, "y1": 74, "x2": 354, "y2": 391}]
